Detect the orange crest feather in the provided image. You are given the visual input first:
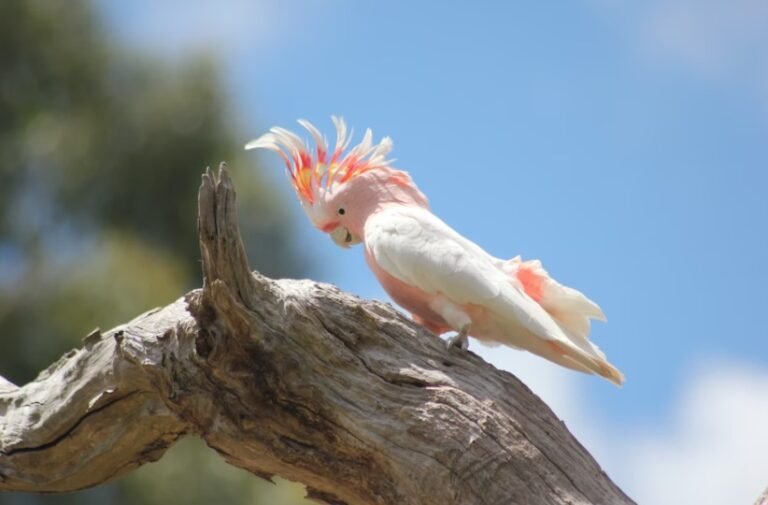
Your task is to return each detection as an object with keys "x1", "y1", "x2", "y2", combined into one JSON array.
[{"x1": 245, "y1": 117, "x2": 395, "y2": 205}]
